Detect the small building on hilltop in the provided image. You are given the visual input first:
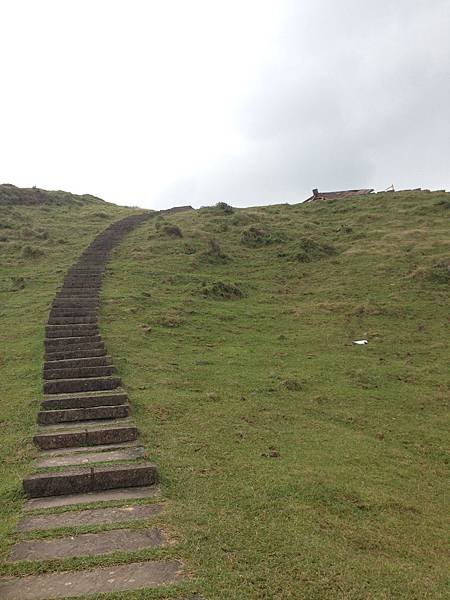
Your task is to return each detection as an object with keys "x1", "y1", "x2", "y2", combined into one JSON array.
[{"x1": 304, "y1": 188, "x2": 374, "y2": 203}]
